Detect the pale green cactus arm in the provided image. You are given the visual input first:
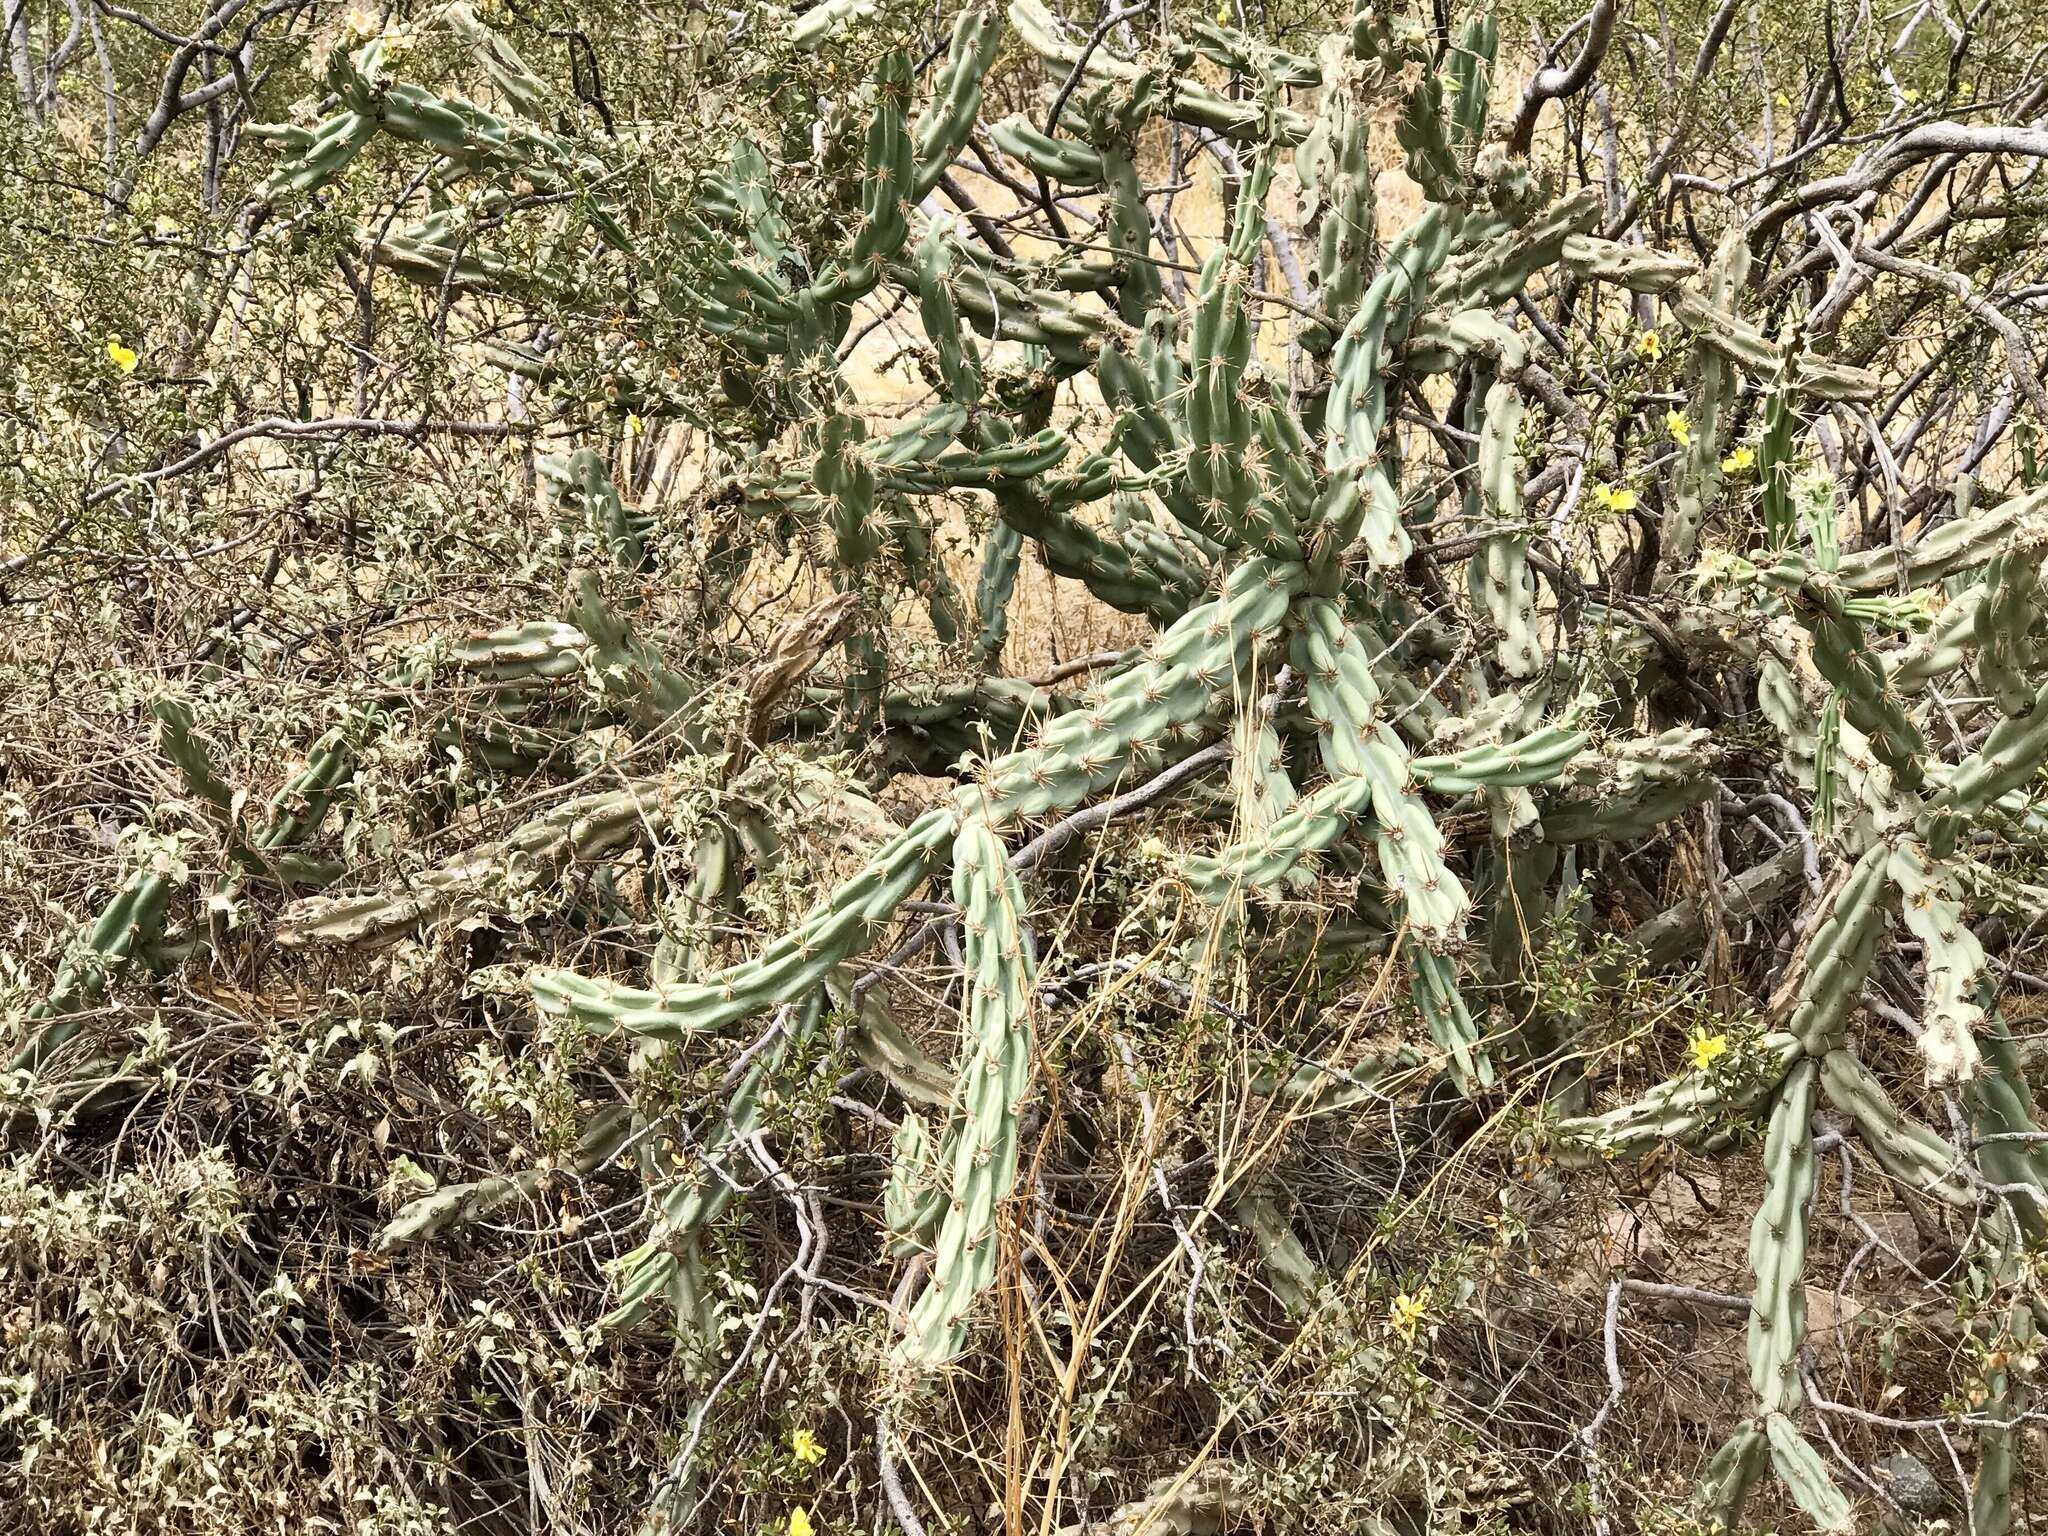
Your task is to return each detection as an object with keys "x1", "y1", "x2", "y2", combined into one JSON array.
[
  {"x1": 1746, "y1": 1060, "x2": 1817, "y2": 1415},
  {"x1": 1552, "y1": 1034, "x2": 1804, "y2": 1163},
  {"x1": 1096, "y1": 324, "x2": 1215, "y2": 545},
  {"x1": 1293, "y1": 597, "x2": 1469, "y2": 947},
  {"x1": 1624, "y1": 848, "x2": 1805, "y2": 972},
  {"x1": 869, "y1": 407, "x2": 970, "y2": 470},
  {"x1": 987, "y1": 117, "x2": 1106, "y2": 184},
  {"x1": 1539, "y1": 727, "x2": 1721, "y2": 844},
  {"x1": 887, "y1": 238, "x2": 1106, "y2": 368},
  {"x1": 1409, "y1": 726, "x2": 1589, "y2": 794},
  {"x1": 1184, "y1": 152, "x2": 1300, "y2": 561},
  {"x1": 1095, "y1": 129, "x2": 1164, "y2": 325},
  {"x1": 1661, "y1": 287, "x2": 1879, "y2": 401},
  {"x1": 1323, "y1": 207, "x2": 1458, "y2": 566},
  {"x1": 151, "y1": 700, "x2": 237, "y2": 825},
  {"x1": 991, "y1": 475, "x2": 1197, "y2": 622},
  {"x1": 377, "y1": 1104, "x2": 635, "y2": 1250},
  {"x1": 250, "y1": 731, "x2": 353, "y2": 852},
  {"x1": 1971, "y1": 1304, "x2": 2033, "y2": 1536},
  {"x1": 1834, "y1": 484, "x2": 2048, "y2": 593},
  {"x1": 652, "y1": 826, "x2": 739, "y2": 986},
  {"x1": 1811, "y1": 696, "x2": 1843, "y2": 839},
  {"x1": 1758, "y1": 349, "x2": 1803, "y2": 552},
  {"x1": 1366, "y1": 13, "x2": 1462, "y2": 202},
  {"x1": 912, "y1": 6, "x2": 1001, "y2": 199},
  {"x1": 838, "y1": 978, "x2": 955, "y2": 1108},
  {"x1": 877, "y1": 429, "x2": 1071, "y2": 493},
  {"x1": 896, "y1": 817, "x2": 1035, "y2": 1363},
  {"x1": 152, "y1": 703, "x2": 356, "y2": 889},
  {"x1": 967, "y1": 557, "x2": 1298, "y2": 821},
  {"x1": 441, "y1": 1, "x2": 551, "y2": 119},
  {"x1": 287, "y1": 37, "x2": 626, "y2": 251},
  {"x1": 1756, "y1": 645, "x2": 1819, "y2": 776},
  {"x1": 541, "y1": 448, "x2": 653, "y2": 574},
  {"x1": 530, "y1": 807, "x2": 956, "y2": 1038},
  {"x1": 970, "y1": 521, "x2": 1024, "y2": 670},
  {"x1": 1437, "y1": 192, "x2": 1605, "y2": 313},
  {"x1": 276, "y1": 779, "x2": 678, "y2": 949},
  {"x1": 1766, "y1": 562, "x2": 1929, "y2": 788},
  {"x1": 817, "y1": 52, "x2": 916, "y2": 302},
  {"x1": 1008, "y1": 0, "x2": 1309, "y2": 145},
  {"x1": 883, "y1": 1110, "x2": 944, "y2": 1258},
  {"x1": 530, "y1": 561, "x2": 1288, "y2": 1041},
  {"x1": 1970, "y1": 1015, "x2": 2048, "y2": 1244},
  {"x1": 817, "y1": 414, "x2": 883, "y2": 570},
  {"x1": 1888, "y1": 837, "x2": 1988, "y2": 1084},
  {"x1": 249, "y1": 109, "x2": 377, "y2": 196},
  {"x1": 914, "y1": 220, "x2": 985, "y2": 408},
  {"x1": 607, "y1": 991, "x2": 828, "y2": 1338},
  {"x1": 1698, "y1": 1421, "x2": 1770, "y2": 1533},
  {"x1": 1888, "y1": 580, "x2": 1986, "y2": 692},
  {"x1": 1467, "y1": 376, "x2": 1540, "y2": 676},
  {"x1": 1938, "y1": 682, "x2": 2048, "y2": 816},
  {"x1": 1183, "y1": 772, "x2": 1373, "y2": 901},
  {"x1": 564, "y1": 570, "x2": 697, "y2": 728},
  {"x1": 1781, "y1": 844, "x2": 1890, "y2": 1057},
  {"x1": 1762, "y1": 1411, "x2": 1853, "y2": 1532},
  {"x1": 1408, "y1": 942, "x2": 1492, "y2": 1094},
  {"x1": 1228, "y1": 709, "x2": 1300, "y2": 840},
  {"x1": 789, "y1": 0, "x2": 871, "y2": 48},
  {"x1": 11, "y1": 868, "x2": 174, "y2": 1073},
  {"x1": 1233, "y1": 1191, "x2": 1322, "y2": 1316},
  {"x1": 1731, "y1": 1059, "x2": 1858, "y2": 1532},
  {"x1": 1296, "y1": 39, "x2": 1375, "y2": 356},
  {"x1": 1662, "y1": 232, "x2": 1748, "y2": 578},
  {"x1": 1189, "y1": 18, "x2": 1321, "y2": 86},
  {"x1": 1817, "y1": 1050, "x2": 1974, "y2": 1206},
  {"x1": 441, "y1": 619, "x2": 591, "y2": 694}
]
